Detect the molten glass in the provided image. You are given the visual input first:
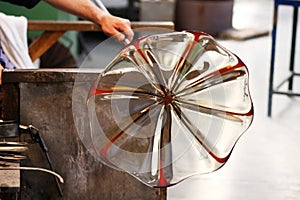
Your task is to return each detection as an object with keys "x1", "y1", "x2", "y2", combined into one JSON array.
[{"x1": 87, "y1": 31, "x2": 253, "y2": 187}]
